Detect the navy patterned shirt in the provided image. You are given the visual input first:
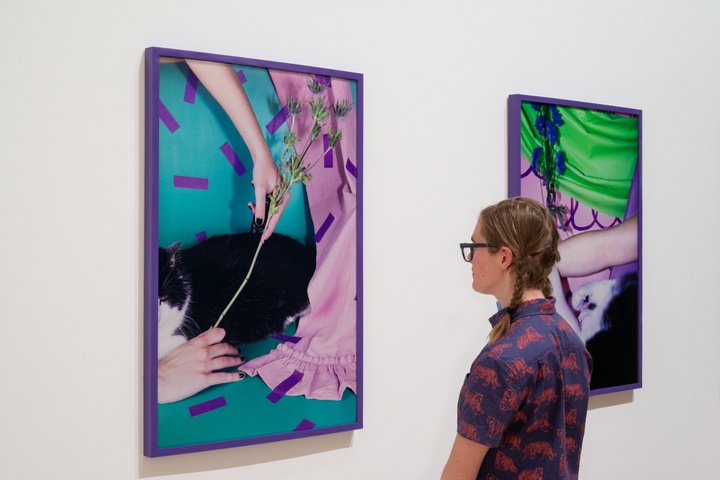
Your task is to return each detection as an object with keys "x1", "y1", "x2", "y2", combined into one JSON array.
[{"x1": 457, "y1": 298, "x2": 592, "y2": 479}]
